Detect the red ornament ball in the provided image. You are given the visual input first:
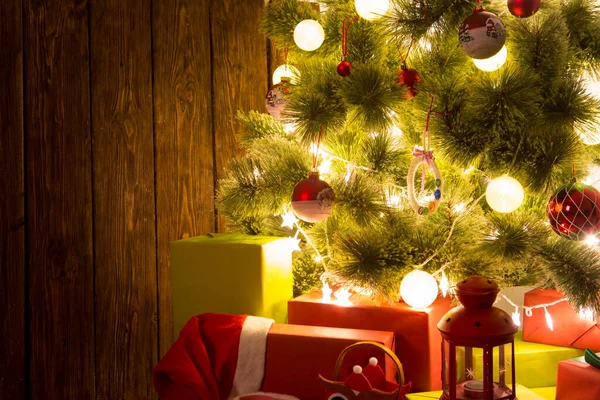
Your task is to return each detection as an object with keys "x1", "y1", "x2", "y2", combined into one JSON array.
[
  {"x1": 507, "y1": 0, "x2": 540, "y2": 18},
  {"x1": 546, "y1": 182, "x2": 600, "y2": 241},
  {"x1": 458, "y1": 10, "x2": 506, "y2": 59},
  {"x1": 396, "y1": 67, "x2": 421, "y2": 99},
  {"x1": 337, "y1": 60, "x2": 352, "y2": 77},
  {"x1": 265, "y1": 79, "x2": 292, "y2": 120},
  {"x1": 291, "y1": 172, "x2": 335, "y2": 223}
]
